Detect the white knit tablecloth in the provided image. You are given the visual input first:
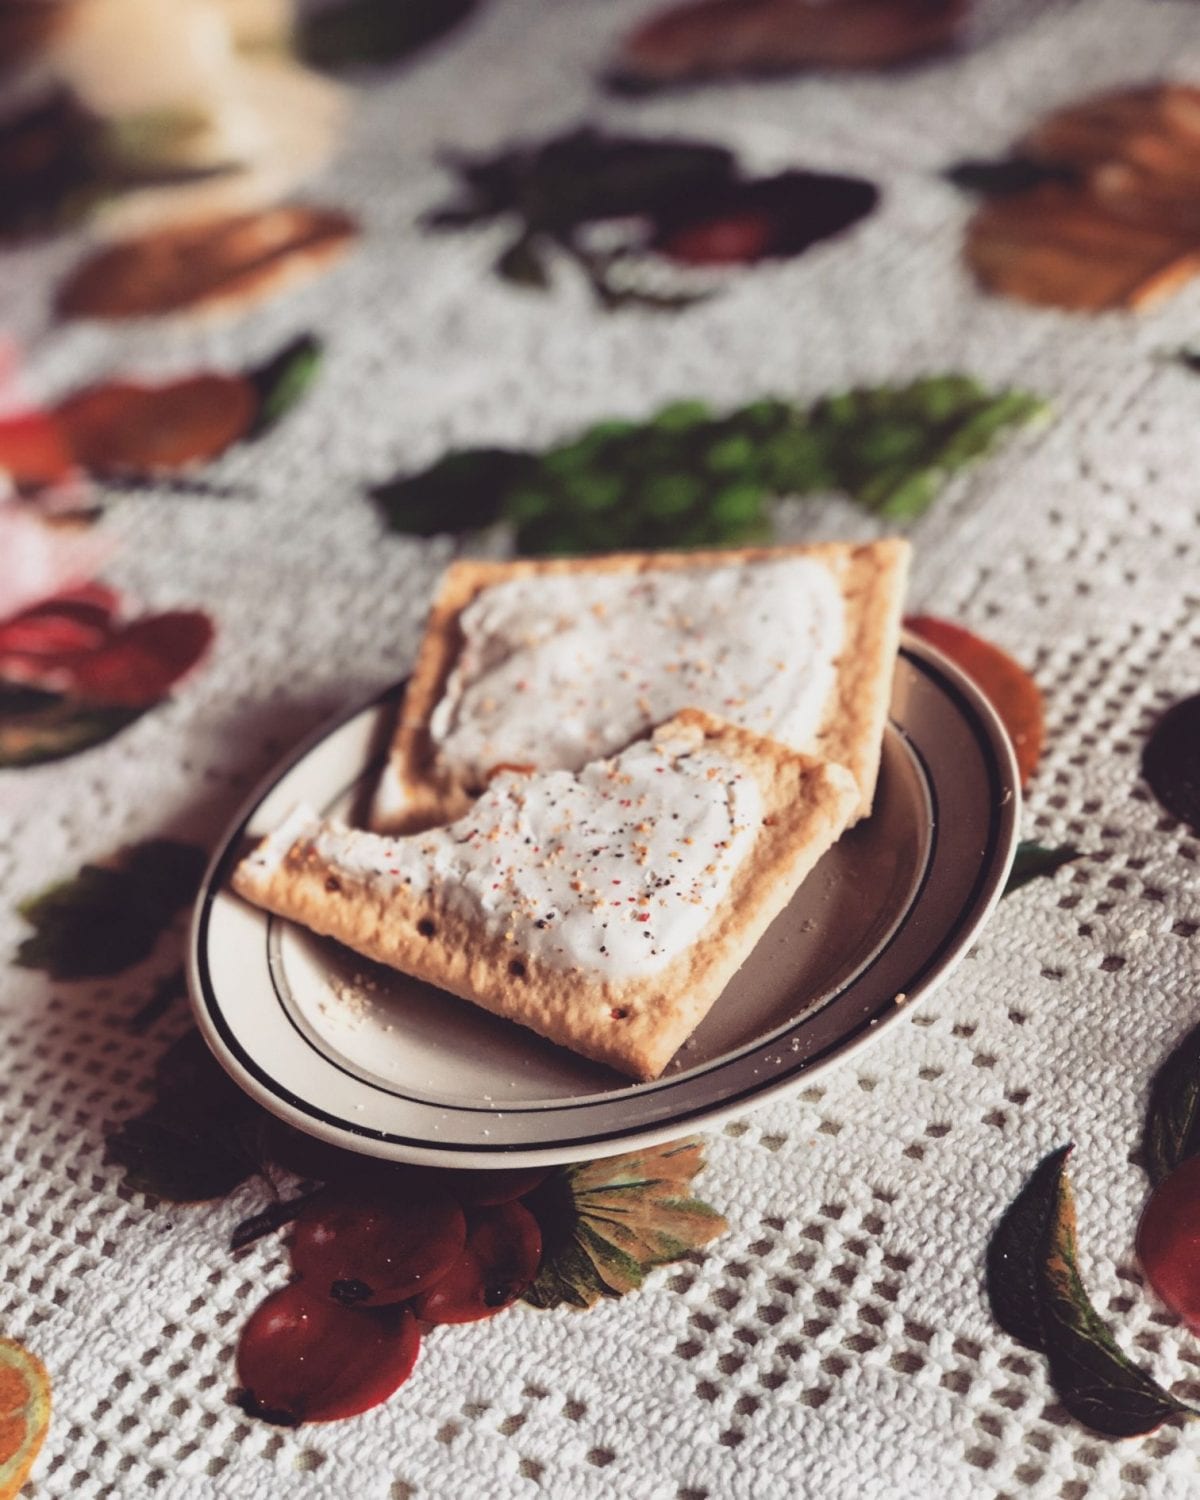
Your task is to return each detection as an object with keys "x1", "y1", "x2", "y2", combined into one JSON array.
[{"x1": 3, "y1": 1, "x2": 1200, "y2": 1496}]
